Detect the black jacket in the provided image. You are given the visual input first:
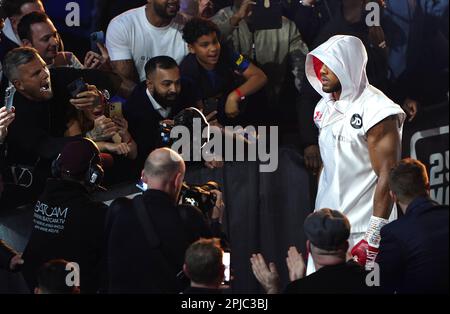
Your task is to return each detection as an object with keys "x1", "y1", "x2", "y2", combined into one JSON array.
[
  {"x1": 3, "y1": 86, "x2": 79, "y2": 208},
  {"x1": 284, "y1": 261, "x2": 377, "y2": 294},
  {"x1": 377, "y1": 197, "x2": 449, "y2": 294},
  {"x1": 107, "y1": 189, "x2": 214, "y2": 293},
  {"x1": 21, "y1": 179, "x2": 108, "y2": 293}
]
